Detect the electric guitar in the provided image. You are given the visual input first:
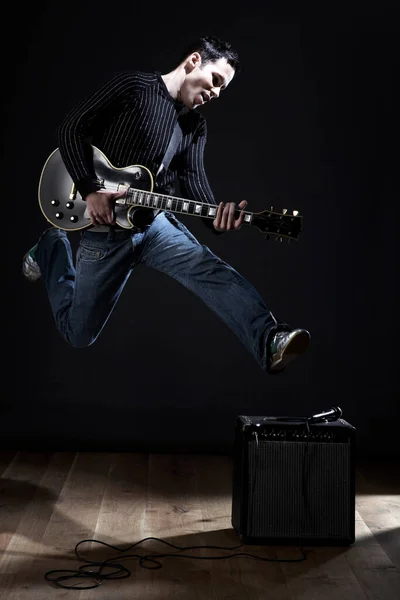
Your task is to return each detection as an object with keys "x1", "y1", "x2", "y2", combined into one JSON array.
[{"x1": 38, "y1": 145, "x2": 303, "y2": 241}]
